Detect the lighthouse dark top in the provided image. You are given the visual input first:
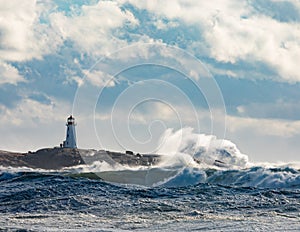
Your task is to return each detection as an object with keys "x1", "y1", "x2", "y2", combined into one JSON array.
[
  {"x1": 63, "y1": 115, "x2": 77, "y2": 148},
  {"x1": 67, "y1": 115, "x2": 75, "y2": 125}
]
